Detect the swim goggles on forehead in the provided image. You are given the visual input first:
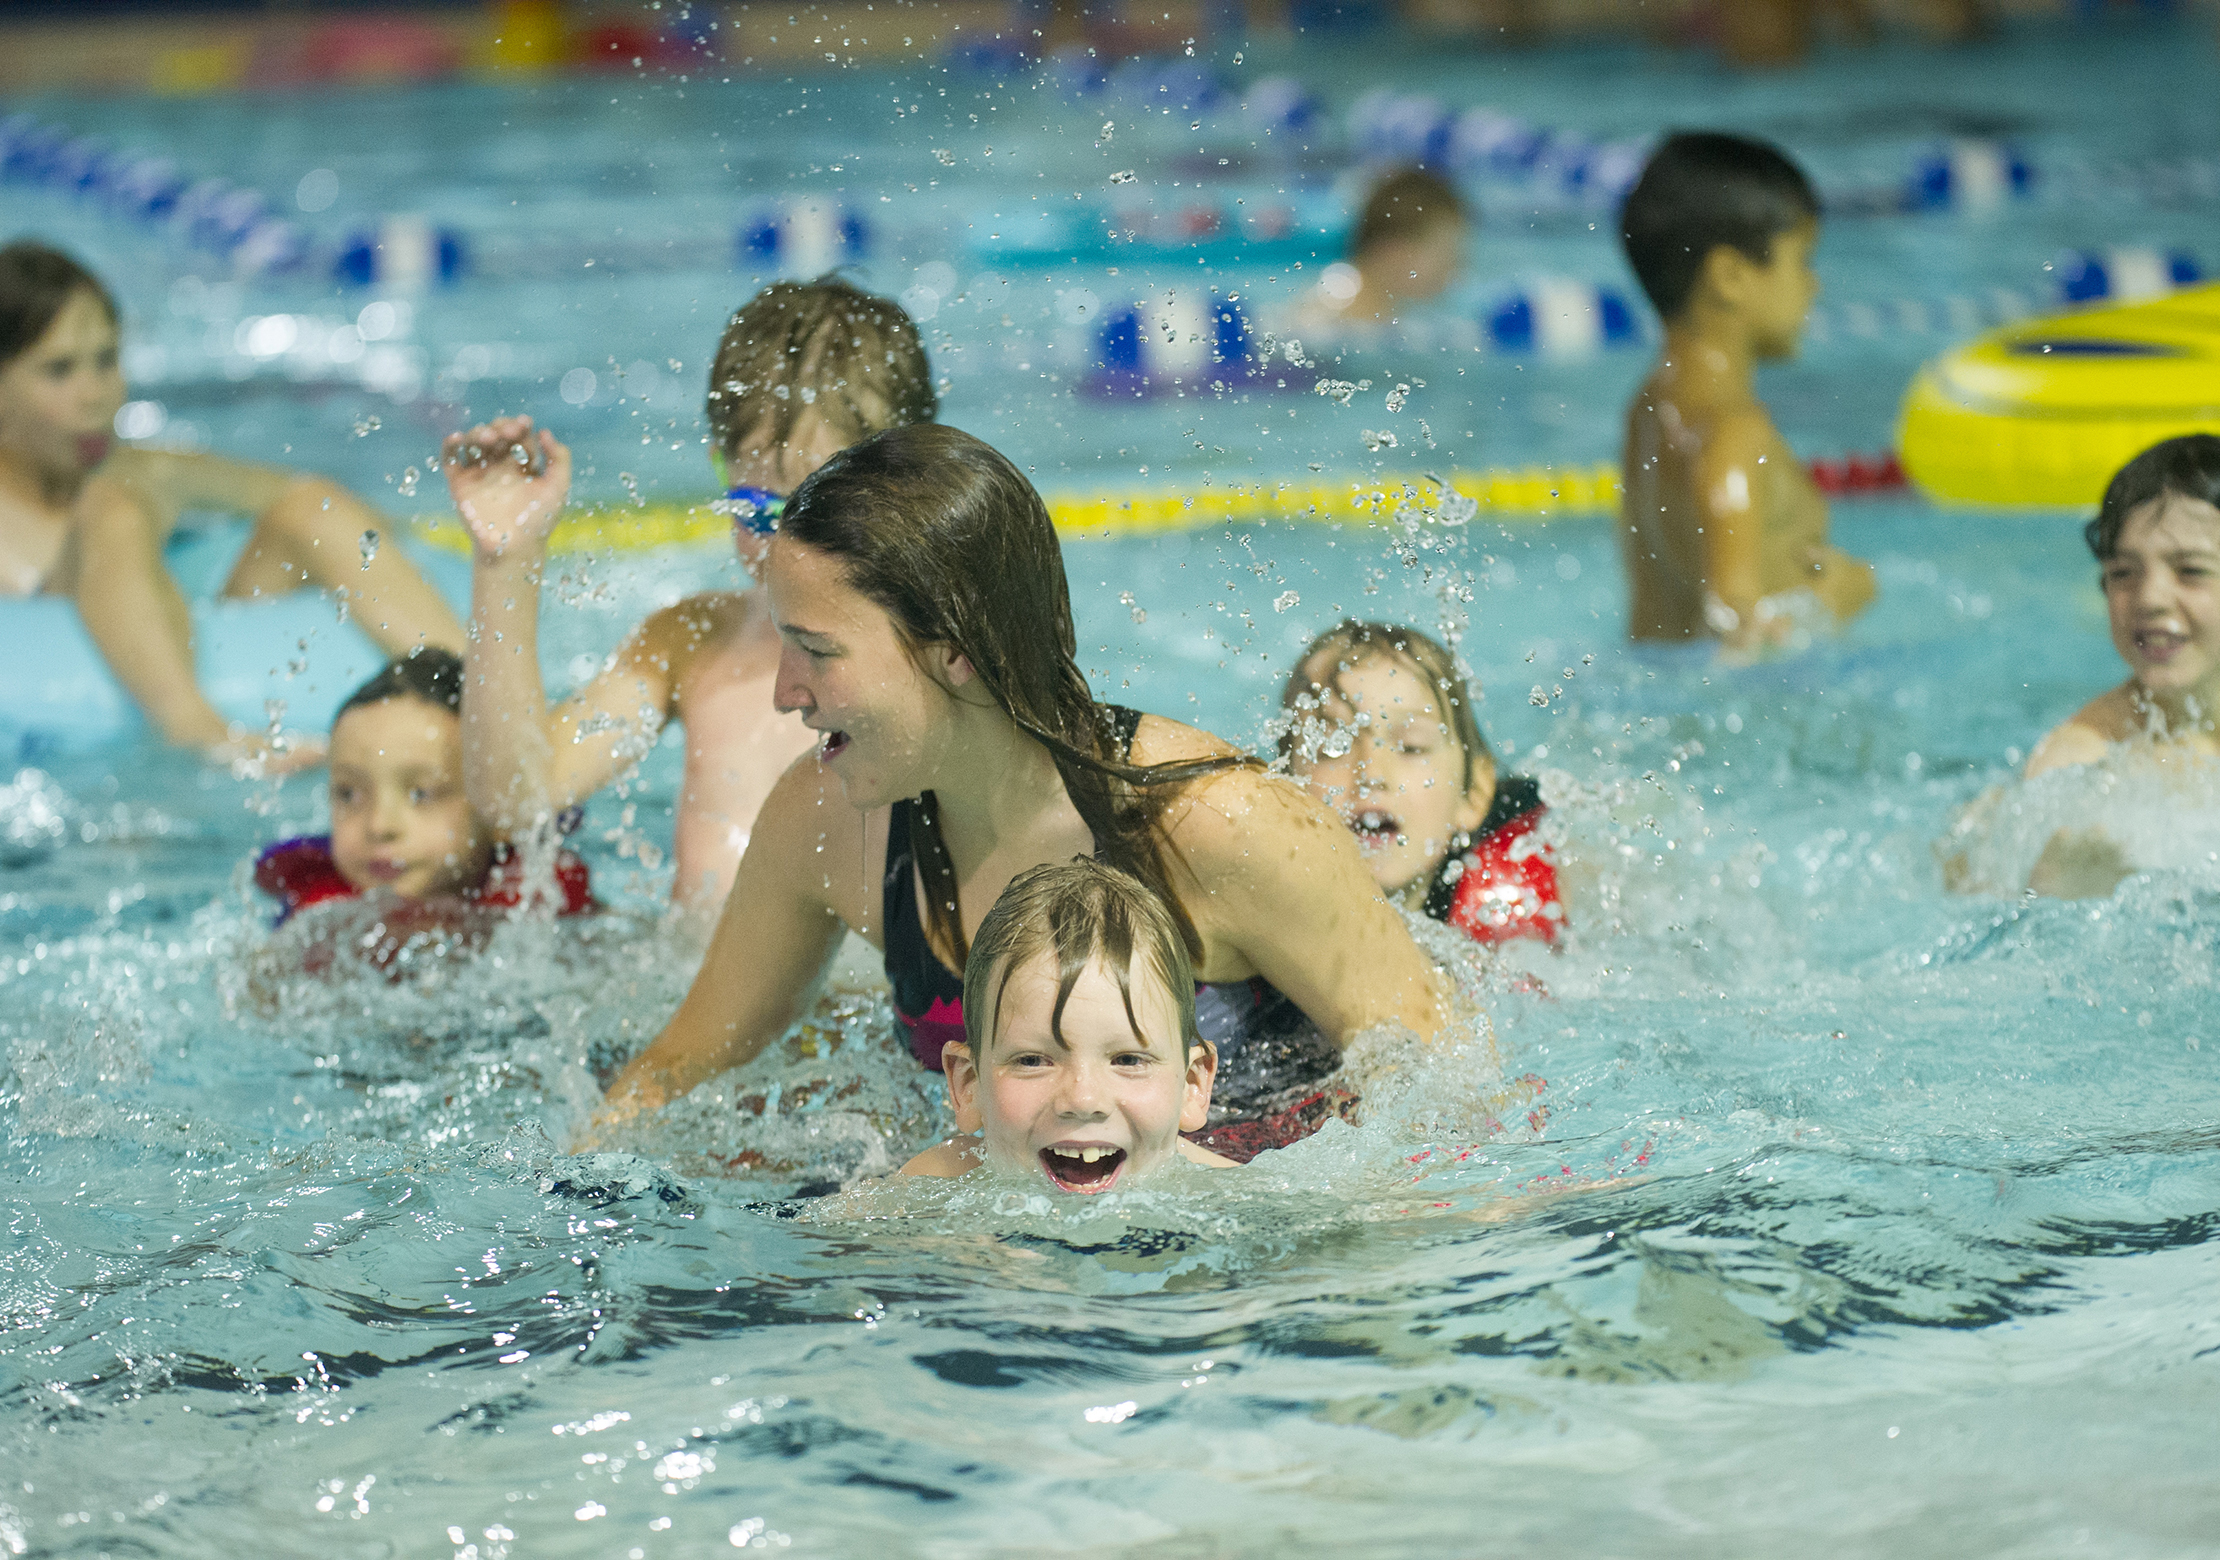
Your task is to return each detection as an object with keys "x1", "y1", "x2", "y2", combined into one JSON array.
[{"x1": 707, "y1": 451, "x2": 785, "y2": 537}]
